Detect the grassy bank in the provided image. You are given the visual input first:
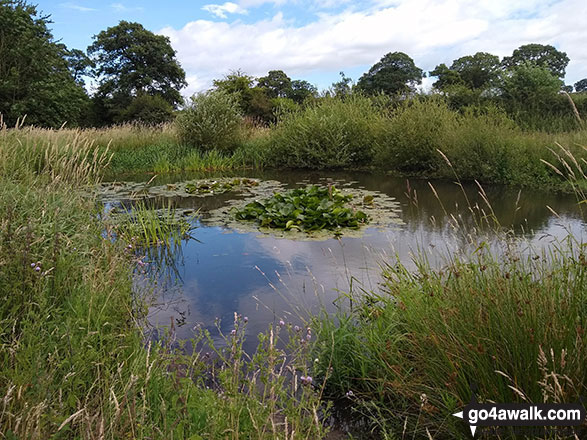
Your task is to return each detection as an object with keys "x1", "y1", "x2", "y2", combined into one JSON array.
[
  {"x1": 0, "y1": 128, "x2": 329, "y2": 439},
  {"x1": 312, "y1": 173, "x2": 586, "y2": 438},
  {"x1": 3, "y1": 95, "x2": 586, "y2": 190}
]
